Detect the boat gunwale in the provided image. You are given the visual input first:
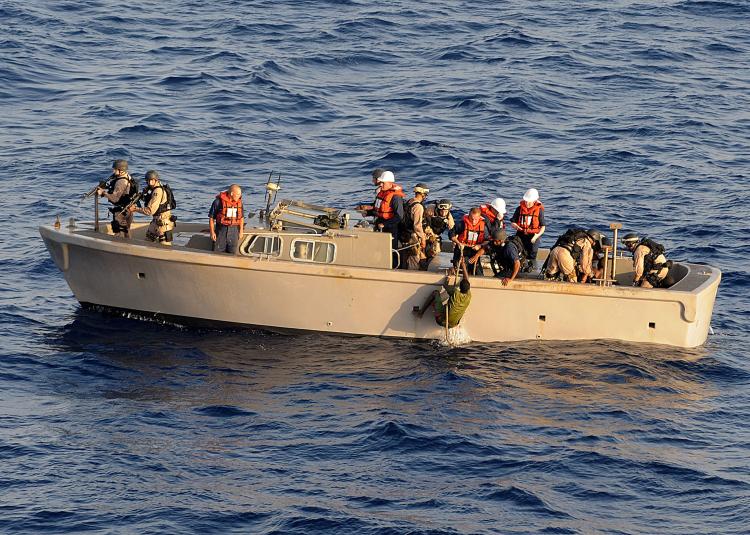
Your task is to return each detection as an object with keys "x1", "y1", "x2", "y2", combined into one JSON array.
[{"x1": 39, "y1": 223, "x2": 720, "y2": 317}]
